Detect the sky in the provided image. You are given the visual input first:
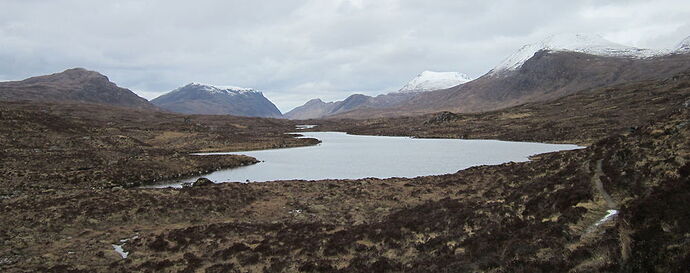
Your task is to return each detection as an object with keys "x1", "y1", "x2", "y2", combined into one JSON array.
[{"x1": 1, "y1": 0, "x2": 689, "y2": 112}]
